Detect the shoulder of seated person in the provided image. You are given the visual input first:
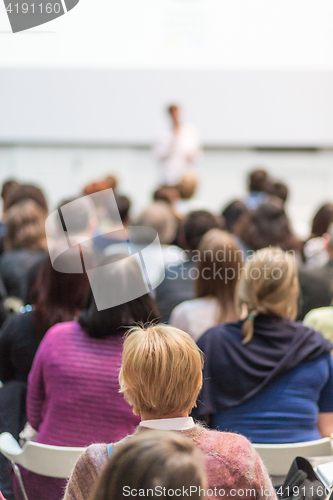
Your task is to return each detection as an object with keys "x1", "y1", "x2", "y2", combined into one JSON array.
[
  {"x1": 192, "y1": 425, "x2": 253, "y2": 453},
  {"x1": 82, "y1": 443, "x2": 108, "y2": 465}
]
